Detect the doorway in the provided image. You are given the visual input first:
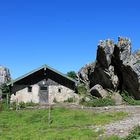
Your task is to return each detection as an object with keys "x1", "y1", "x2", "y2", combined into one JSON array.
[{"x1": 39, "y1": 85, "x2": 48, "y2": 104}]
